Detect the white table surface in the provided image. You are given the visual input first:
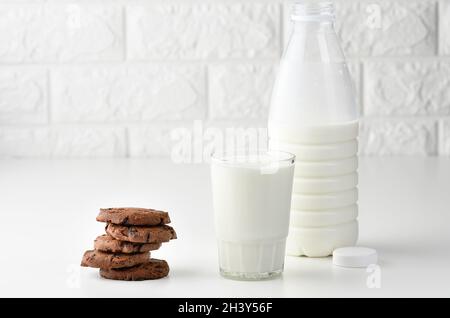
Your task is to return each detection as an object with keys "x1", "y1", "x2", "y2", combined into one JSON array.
[{"x1": 0, "y1": 158, "x2": 449, "y2": 298}]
